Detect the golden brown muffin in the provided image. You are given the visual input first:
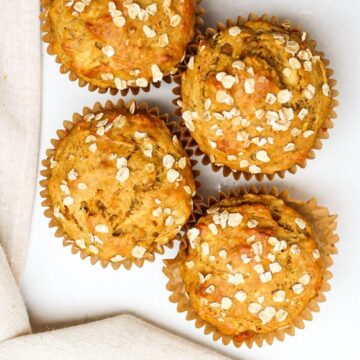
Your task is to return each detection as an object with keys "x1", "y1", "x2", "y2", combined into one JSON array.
[
  {"x1": 179, "y1": 194, "x2": 322, "y2": 340},
  {"x1": 181, "y1": 19, "x2": 333, "y2": 175},
  {"x1": 43, "y1": 0, "x2": 197, "y2": 90},
  {"x1": 46, "y1": 104, "x2": 196, "y2": 264}
]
